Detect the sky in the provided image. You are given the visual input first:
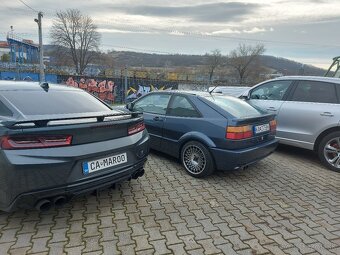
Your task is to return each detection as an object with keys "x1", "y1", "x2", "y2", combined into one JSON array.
[{"x1": 1, "y1": 0, "x2": 340, "y2": 68}]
